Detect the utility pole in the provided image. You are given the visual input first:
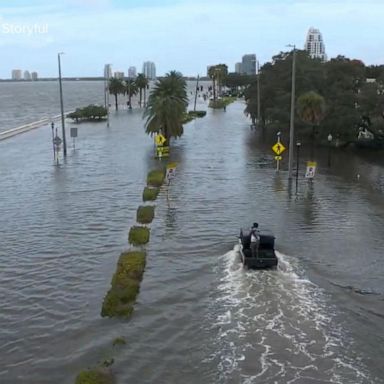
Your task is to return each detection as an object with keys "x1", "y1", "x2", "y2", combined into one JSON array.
[
  {"x1": 287, "y1": 45, "x2": 296, "y2": 179},
  {"x1": 58, "y1": 52, "x2": 67, "y2": 157},
  {"x1": 256, "y1": 60, "x2": 261, "y2": 126}
]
